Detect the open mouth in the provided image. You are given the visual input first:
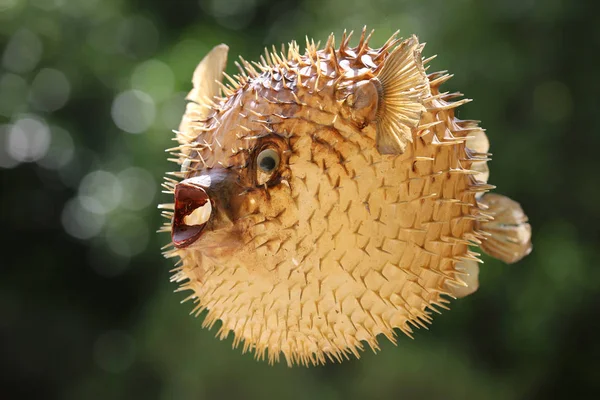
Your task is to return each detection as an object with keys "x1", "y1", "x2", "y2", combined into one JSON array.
[{"x1": 172, "y1": 177, "x2": 213, "y2": 248}]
